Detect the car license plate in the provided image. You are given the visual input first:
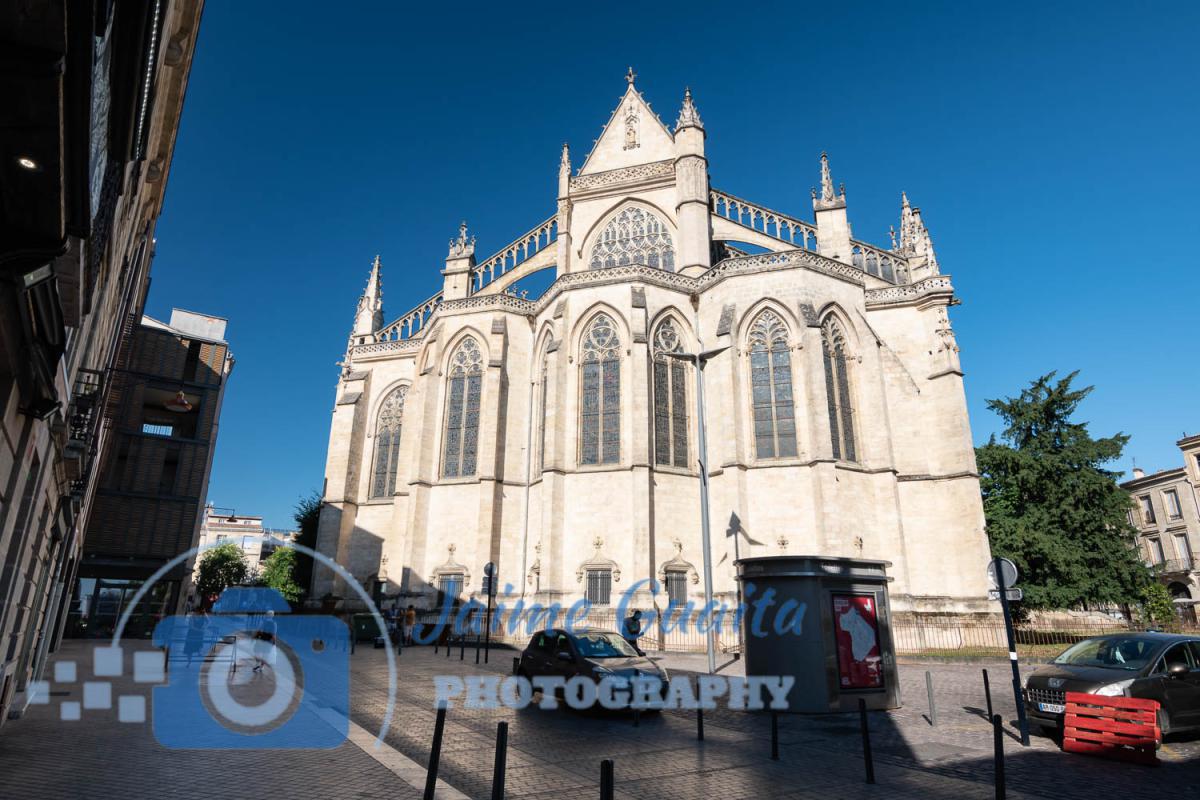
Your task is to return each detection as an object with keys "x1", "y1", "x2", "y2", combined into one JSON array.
[{"x1": 1038, "y1": 702, "x2": 1065, "y2": 714}]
